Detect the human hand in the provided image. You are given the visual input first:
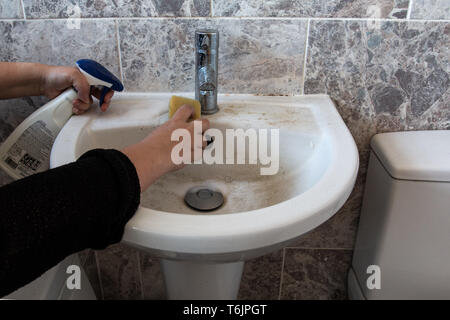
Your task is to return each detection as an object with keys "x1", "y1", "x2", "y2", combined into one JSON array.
[
  {"x1": 122, "y1": 105, "x2": 210, "y2": 192},
  {"x1": 40, "y1": 65, "x2": 114, "y2": 114}
]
